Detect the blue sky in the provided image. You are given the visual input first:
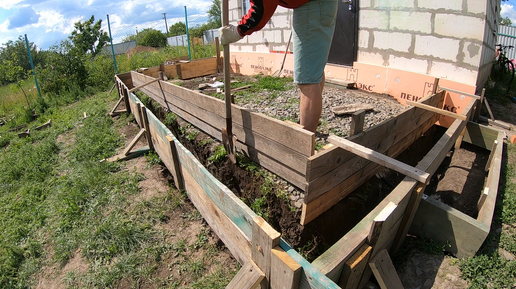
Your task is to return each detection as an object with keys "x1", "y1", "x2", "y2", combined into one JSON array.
[
  {"x1": 0, "y1": 0, "x2": 212, "y2": 49},
  {"x1": 502, "y1": 0, "x2": 516, "y2": 24}
]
